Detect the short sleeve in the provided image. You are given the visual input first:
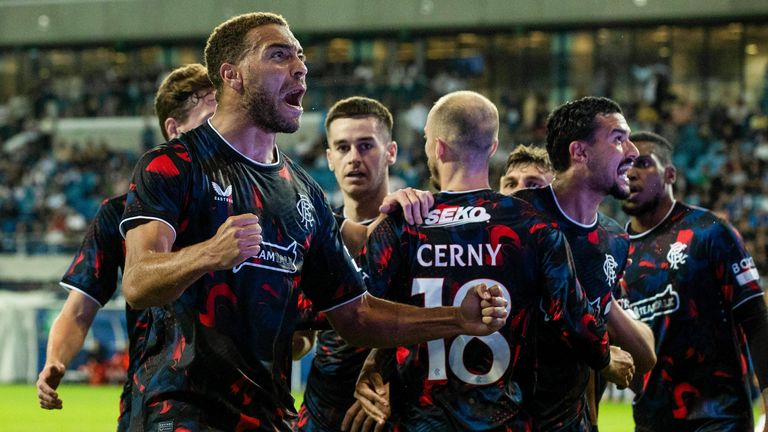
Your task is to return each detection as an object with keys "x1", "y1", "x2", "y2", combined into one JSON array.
[
  {"x1": 60, "y1": 196, "x2": 126, "y2": 306},
  {"x1": 120, "y1": 143, "x2": 191, "y2": 238},
  {"x1": 709, "y1": 220, "x2": 764, "y2": 309}
]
